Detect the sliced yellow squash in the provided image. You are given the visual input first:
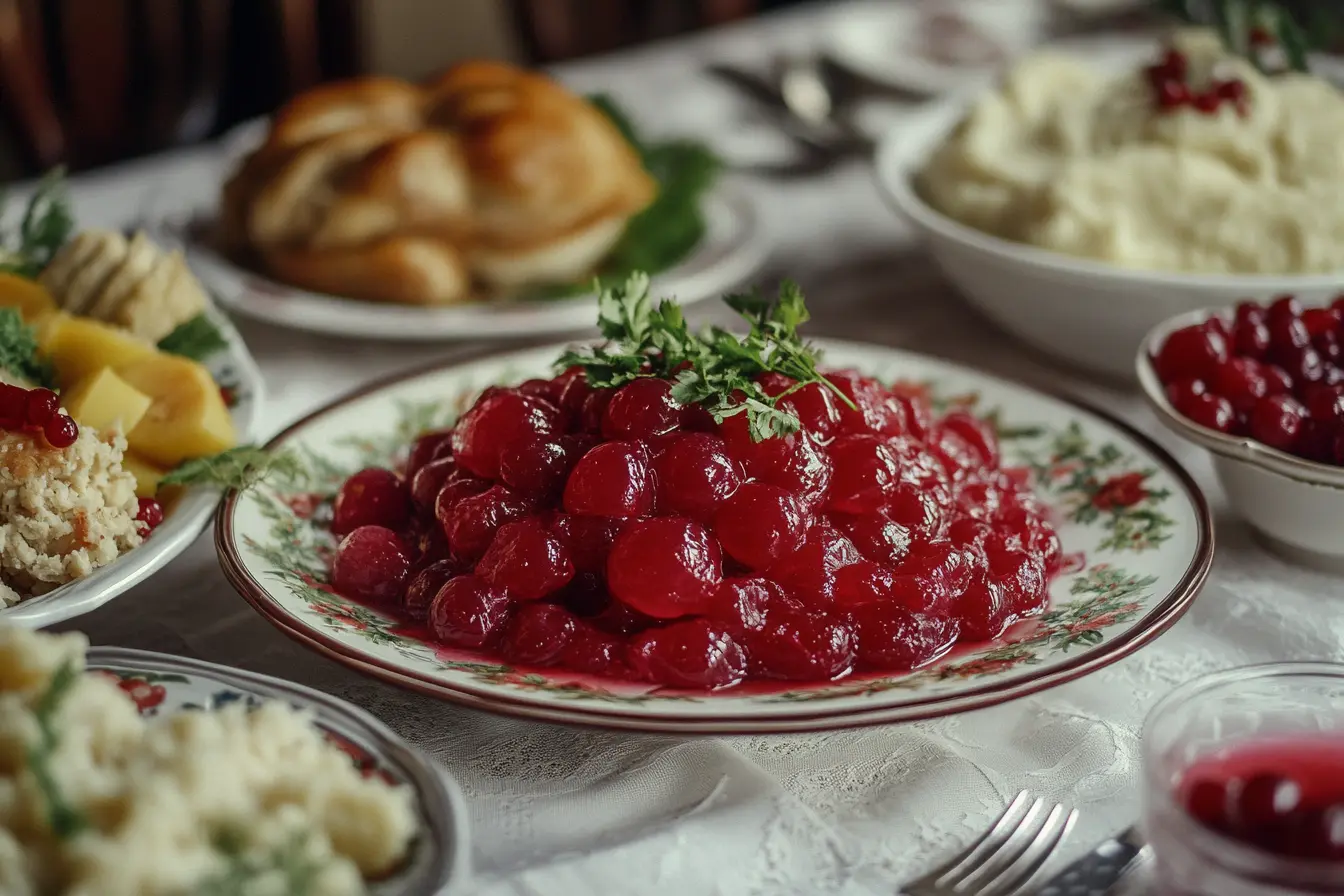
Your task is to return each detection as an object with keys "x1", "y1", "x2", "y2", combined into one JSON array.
[
  {"x1": 116, "y1": 354, "x2": 237, "y2": 467},
  {"x1": 39, "y1": 314, "x2": 156, "y2": 387},
  {"x1": 0, "y1": 273, "x2": 57, "y2": 322},
  {"x1": 61, "y1": 367, "x2": 153, "y2": 433},
  {"x1": 121, "y1": 451, "x2": 171, "y2": 499}
]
